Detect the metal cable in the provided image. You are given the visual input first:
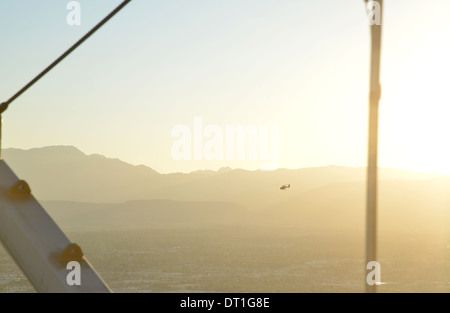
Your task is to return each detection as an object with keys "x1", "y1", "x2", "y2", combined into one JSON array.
[{"x1": 0, "y1": 0, "x2": 131, "y2": 114}]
